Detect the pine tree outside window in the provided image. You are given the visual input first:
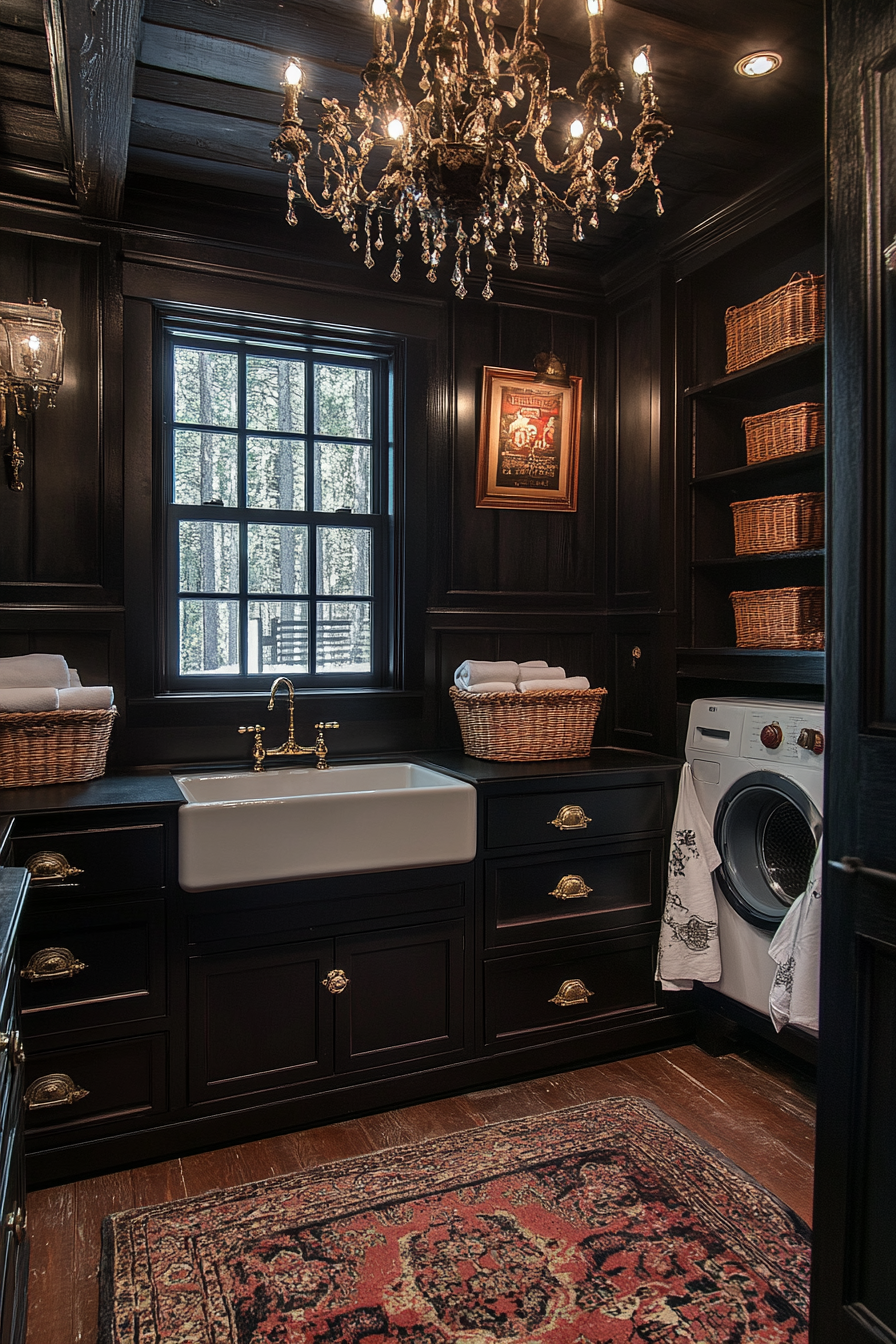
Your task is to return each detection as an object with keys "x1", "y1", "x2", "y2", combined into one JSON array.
[{"x1": 163, "y1": 321, "x2": 393, "y2": 689}]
